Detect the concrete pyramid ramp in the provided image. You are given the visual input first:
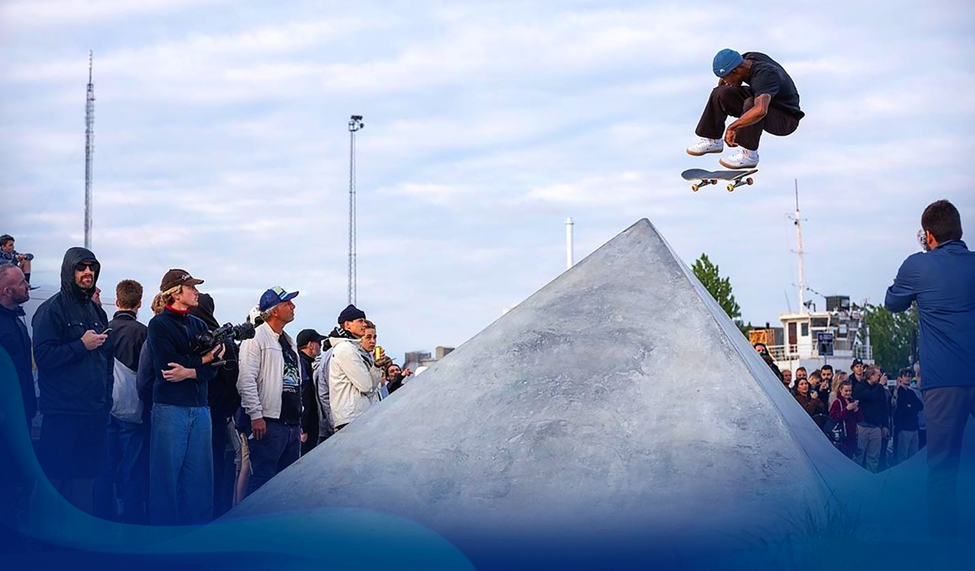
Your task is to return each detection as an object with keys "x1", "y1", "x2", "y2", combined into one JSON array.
[{"x1": 229, "y1": 219, "x2": 859, "y2": 566}]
